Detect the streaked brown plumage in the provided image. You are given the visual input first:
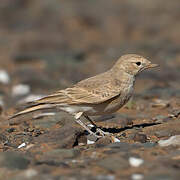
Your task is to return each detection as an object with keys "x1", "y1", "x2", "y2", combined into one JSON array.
[{"x1": 10, "y1": 54, "x2": 158, "y2": 137}]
